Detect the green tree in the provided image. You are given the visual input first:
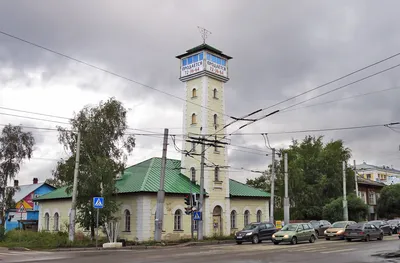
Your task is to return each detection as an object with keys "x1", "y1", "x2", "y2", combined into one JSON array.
[
  {"x1": 246, "y1": 172, "x2": 269, "y2": 191},
  {"x1": 51, "y1": 98, "x2": 135, "y2": 239},
  {"x1": 376, "y1": 184, "x2": 400, "y2": 219},
  {"x1": 246, "y1": 135, "x2": 356, "y2": 220},
  {"x1": 322, "y1": 193, "x2": 368, "y2": 222},
  {"x1": 0, "y1": 125, "x2": 35, "y2": 226}
]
